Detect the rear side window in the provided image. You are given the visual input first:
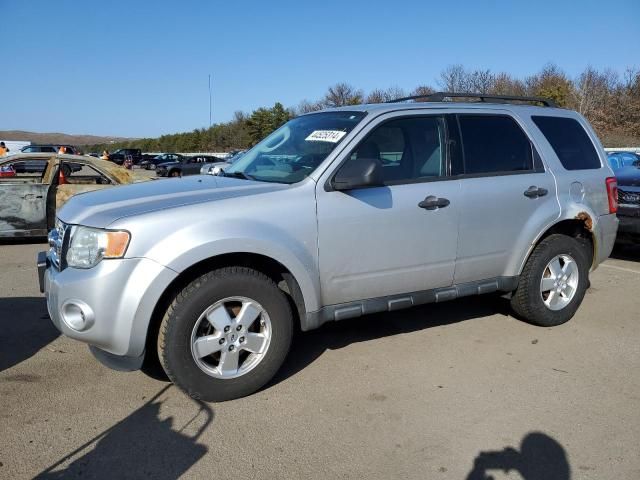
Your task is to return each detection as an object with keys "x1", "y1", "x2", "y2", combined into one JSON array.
[
  {"x1": 458, "y1": 115, "x2": 534, "y2": 175},
  {"x1": 532, "y1": 116, "x2": 601, "y2": 170}
]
